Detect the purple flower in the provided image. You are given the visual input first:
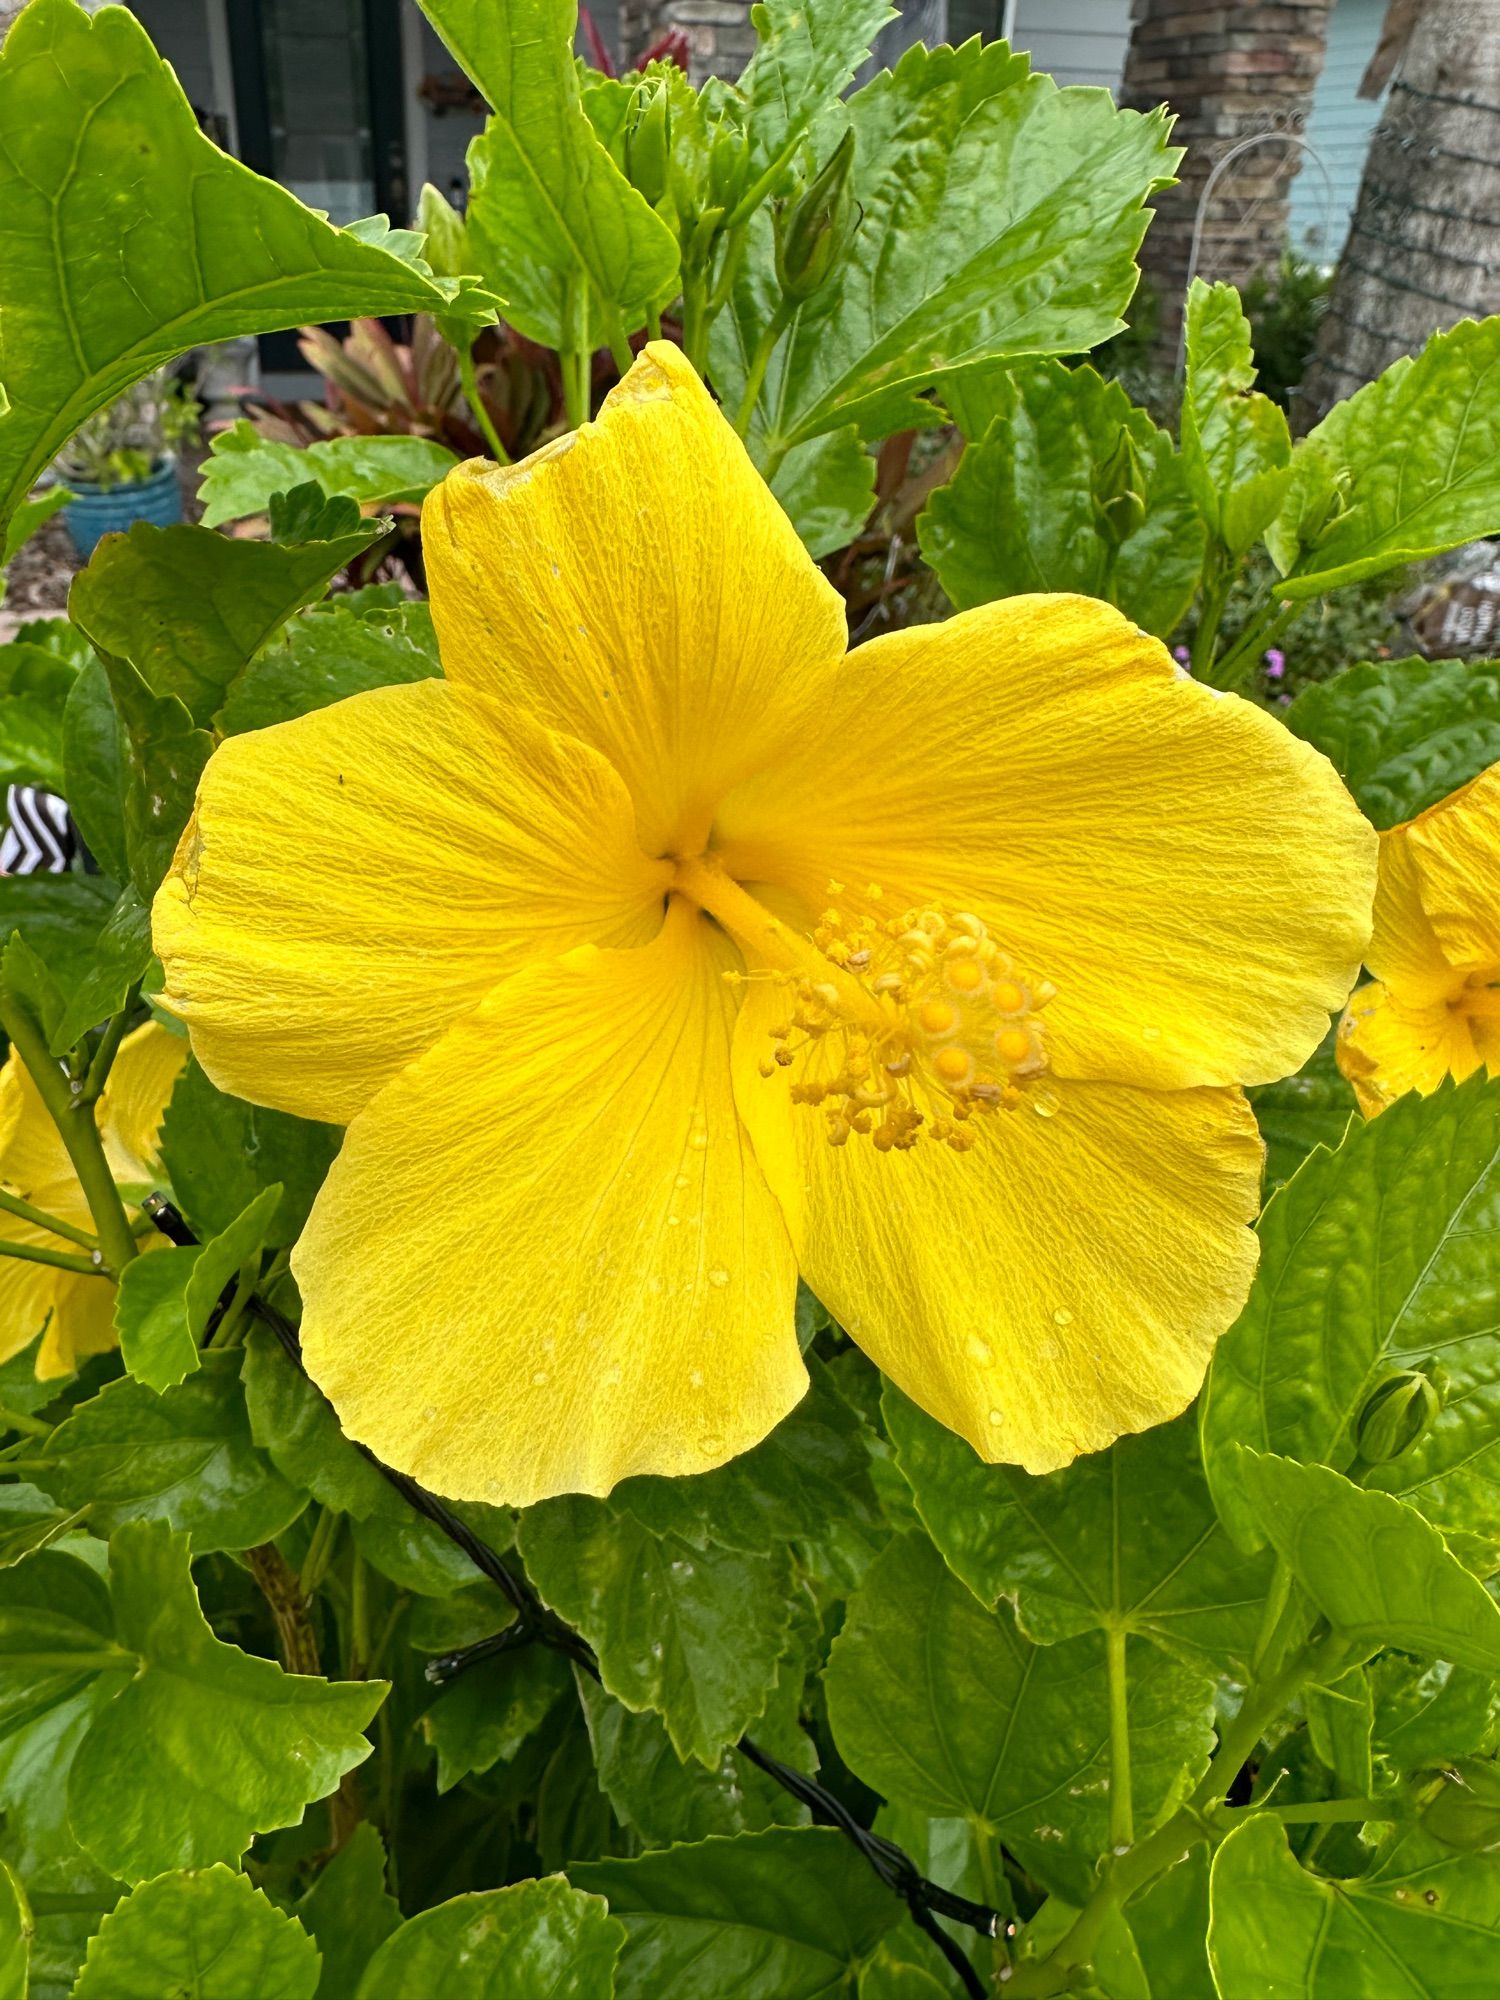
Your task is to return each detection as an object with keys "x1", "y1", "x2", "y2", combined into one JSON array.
[
  {"x1": 1173, "y1": 645, "x2": 1190, "y2": 664},
  {"x1": 1263, "y1": 648, "x2": 1286, "y2": 679}
]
